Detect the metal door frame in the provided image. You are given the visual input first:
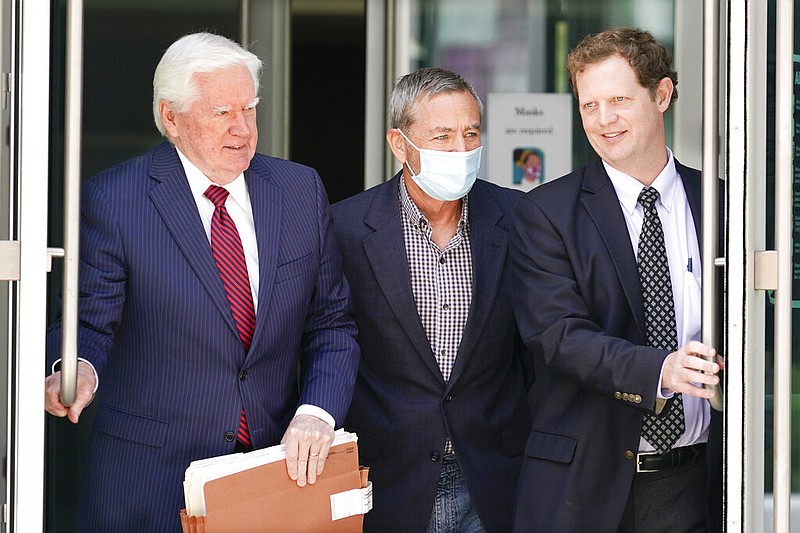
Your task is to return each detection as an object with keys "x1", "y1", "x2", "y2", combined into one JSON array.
[{"x1": 8, "y1": 0, "x2": 53, "y2": 530}]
